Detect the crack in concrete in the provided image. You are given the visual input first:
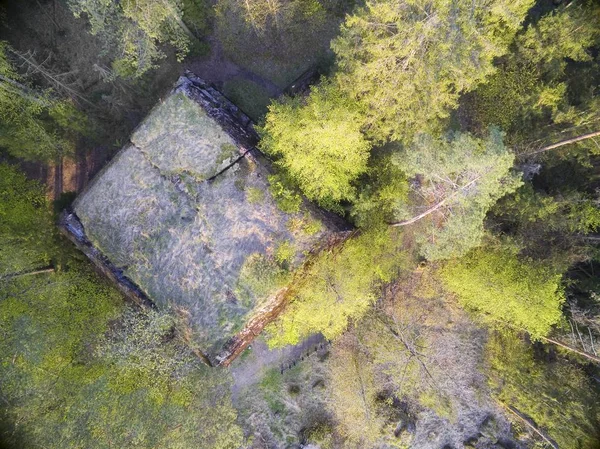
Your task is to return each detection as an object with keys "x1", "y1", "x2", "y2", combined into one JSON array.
[{"x1": 129, "y1": 140, "x2": 253, "y2": 198}]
